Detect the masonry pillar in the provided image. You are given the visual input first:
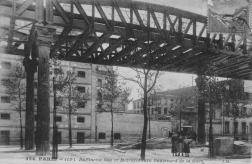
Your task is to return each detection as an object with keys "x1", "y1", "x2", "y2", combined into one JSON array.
[
  {"x1": 23, "y1": 45, "x2": 38, "y2": 150},
  {"x1": 35, "y1": 24, "x2": 55, "y2": 156}
]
